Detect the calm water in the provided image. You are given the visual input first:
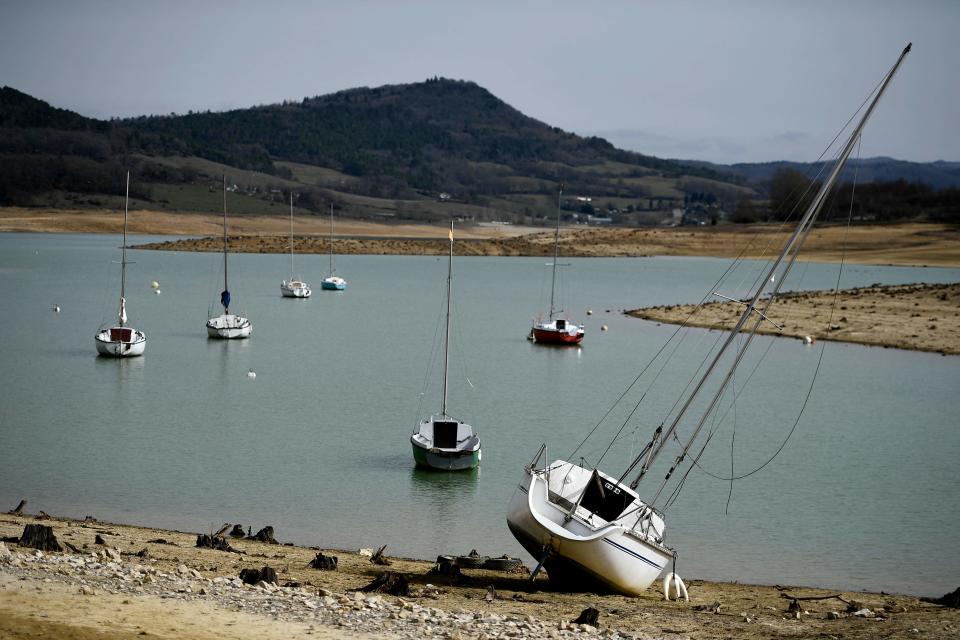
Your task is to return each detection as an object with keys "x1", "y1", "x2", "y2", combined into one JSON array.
[{"x1": 1, "y1": 232, "x2": 958, "y2": 596}]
